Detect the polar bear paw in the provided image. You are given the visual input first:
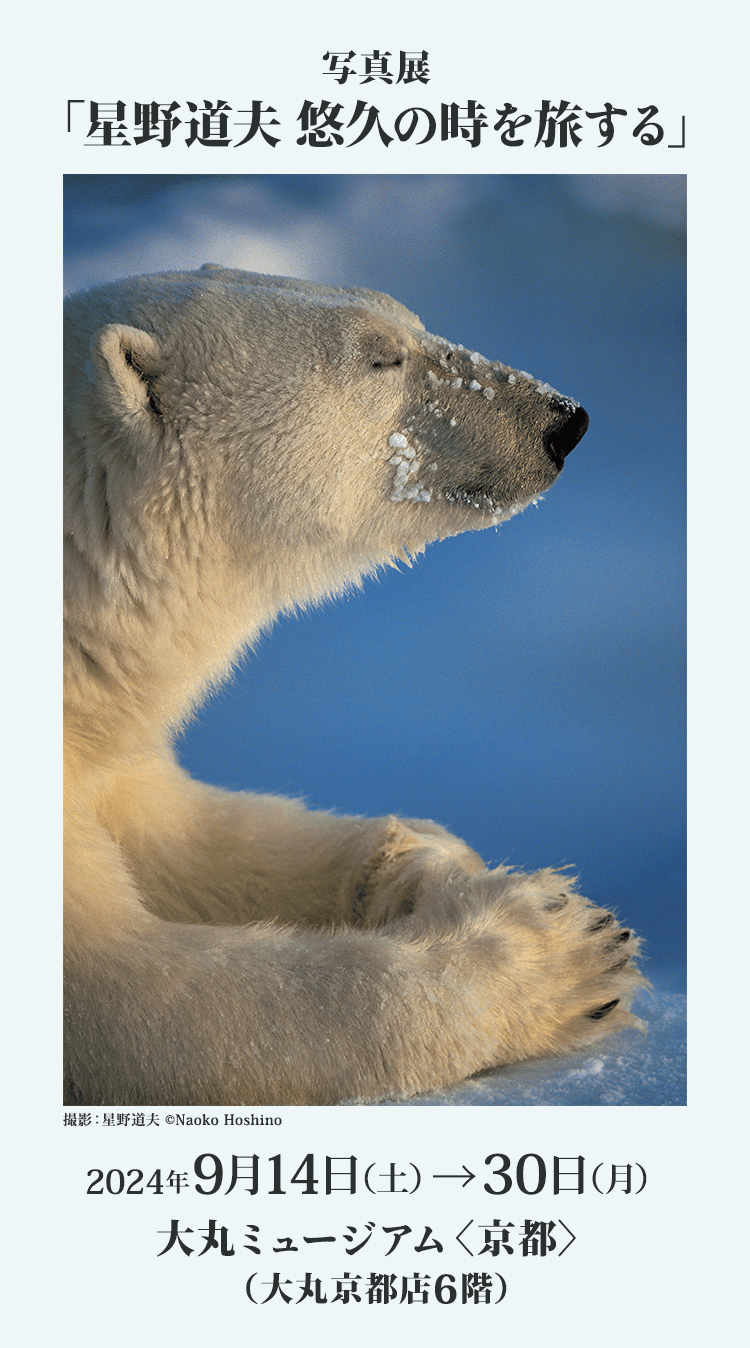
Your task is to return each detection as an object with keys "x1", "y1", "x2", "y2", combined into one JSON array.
[
  {"x1": 448, "y1": 866, "x2": 648, "y2": 1063},
  {"x1": 361, "y1": 845, "x2": 648, "y2": 1066}
]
